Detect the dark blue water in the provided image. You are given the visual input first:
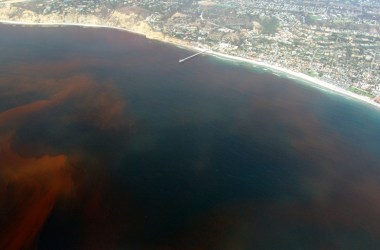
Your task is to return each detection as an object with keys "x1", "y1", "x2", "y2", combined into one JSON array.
[{"x1": 1, "y1": 24, "x2": 380, "y2": 249}]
